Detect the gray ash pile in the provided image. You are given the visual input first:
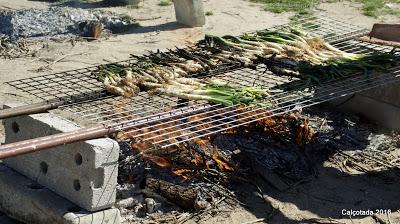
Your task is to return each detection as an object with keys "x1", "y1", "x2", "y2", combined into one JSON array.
[
  {"x1": 0, "y1": 7, "x2": 137, "y2": 41},
  {"x1": 0, "y1": 6, "x2": 138, "y2": 59}
]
